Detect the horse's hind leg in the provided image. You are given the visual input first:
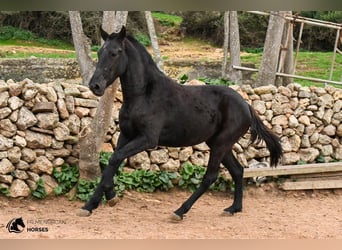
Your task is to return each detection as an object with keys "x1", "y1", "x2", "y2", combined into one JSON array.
[
  {"x1": 221, "y1": 151, "x2": 244, "y2": 215},
  {"x1": 172, "y1": 147, "x2": 226, "y2": 221}
]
